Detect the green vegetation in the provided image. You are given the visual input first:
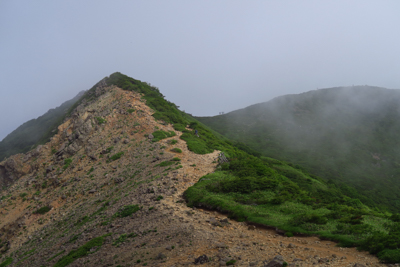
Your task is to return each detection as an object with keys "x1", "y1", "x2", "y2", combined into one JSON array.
[
  {"x1": 63, "y1": 158, "x2": 72, "y2": 170},
  {"x1": 33, "y1": 206, "x2": 51, "y2": 214},
  {"x1": 185, "y1": 154, "x2": 400, "y2": 262},
  {"x1": 47, "y1": 250, "x2": 66, "y2": 262},
  {"x1": 95, "y1": 117, "x2": 106, "y2": 124},
  {"x1": 127, "y1": 108, "x2": 135, "y2": 114},
  {"x1": 151, "y1": 130, "x2": 176, "y2": 142},
  {"x1": 226, "y1": 260, "x2": 236, "y2": 265},
  {"x1": 112, "y1": 233, "x2": 137, "y2": 247},
  {"x1": 86, "y1": 167, "x2": 94, "y2": 175},
  {"x1": 114, "y1": 205, "x2": 141, "y2": 218},
  {"x1": 156, "y1": 161, "x2": 174, "y2": 167},
  {"x1": 197, "y1": 86, "x2": 400, "y2": 212},
  {"x1": 106, "y1": 72, "x2": 184, "y2": 124},
  {"x1": 108, "y1": 151, "x2": 124, "y2": 162},
  {"x1": 171, "y1": 148, "x2": 182, "y2": 153},
  {"x1": 54, "y1": 235, "x2": 107, "y2": 267},
  {"x1": 0, "y1": 257, "x2": 13, "y2": 267}
]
